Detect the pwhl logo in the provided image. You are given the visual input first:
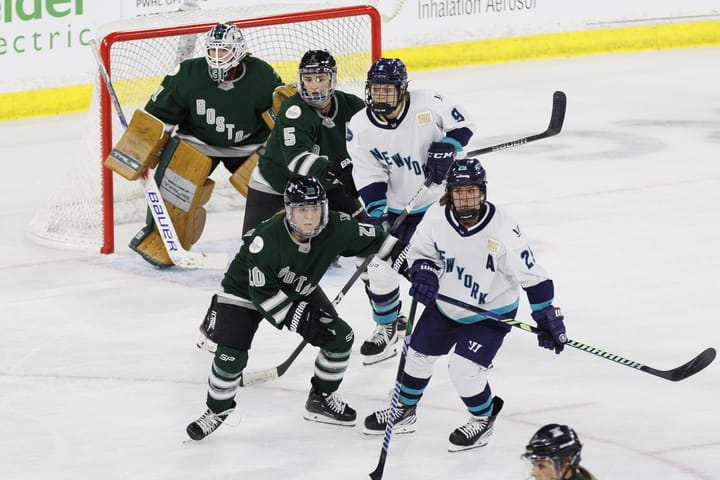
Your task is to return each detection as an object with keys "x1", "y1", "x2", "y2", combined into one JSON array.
[{"x1": 1, "y1": 0, "x2": 84, "y2": 22}]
